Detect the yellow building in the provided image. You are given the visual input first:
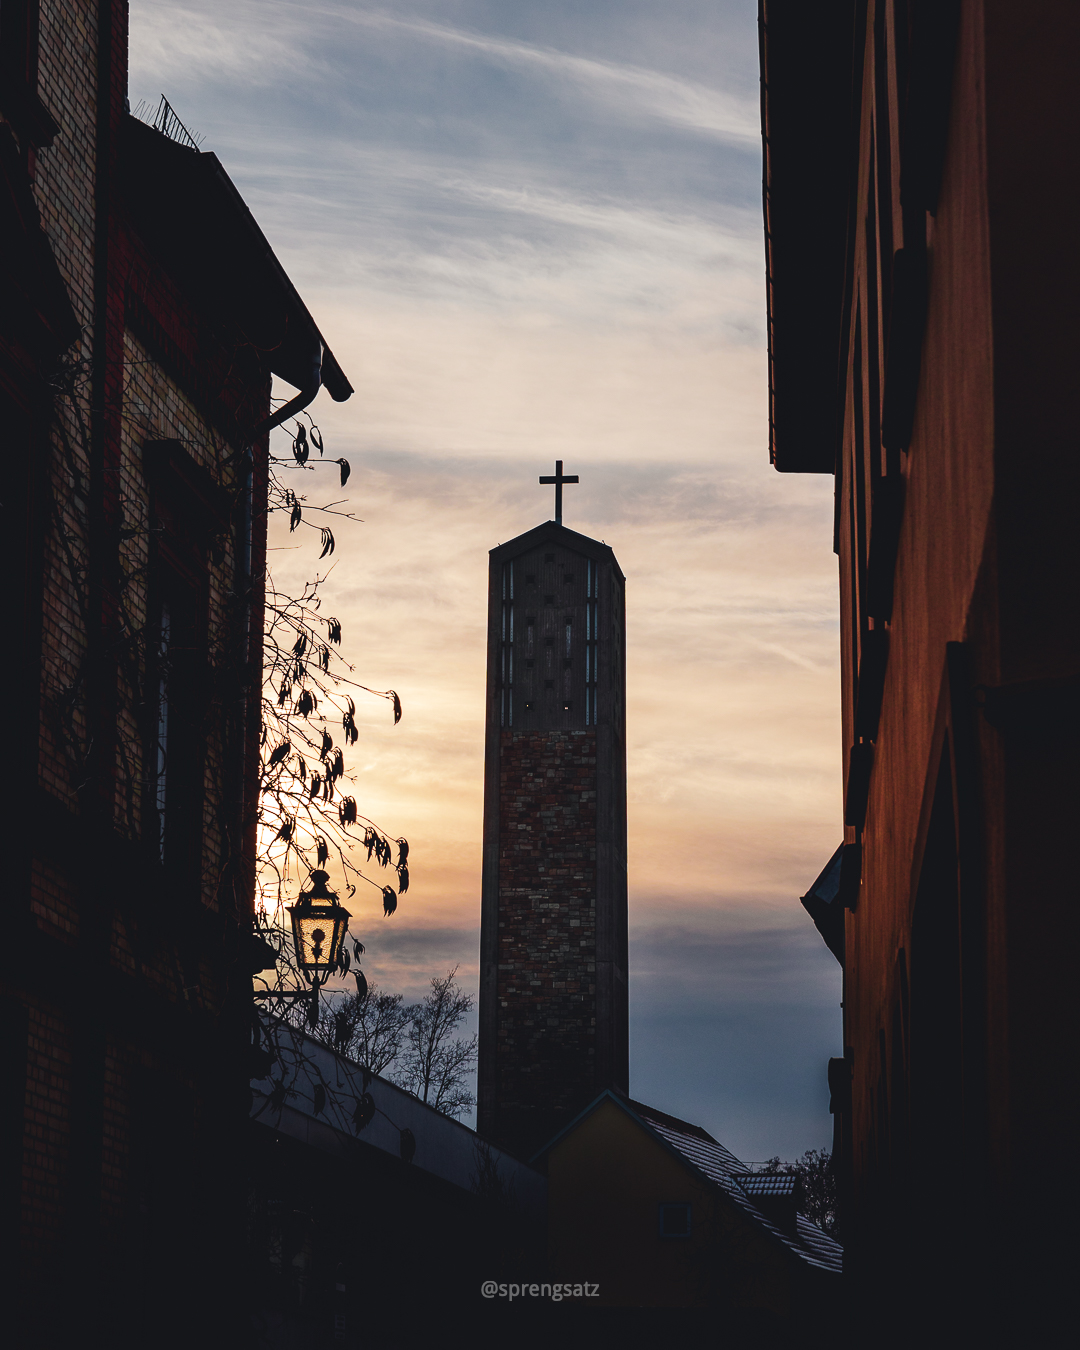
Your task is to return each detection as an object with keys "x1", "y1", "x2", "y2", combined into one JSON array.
[{"x1": 536, "y1": 1092, "x2": 840, "y2": 1320}]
